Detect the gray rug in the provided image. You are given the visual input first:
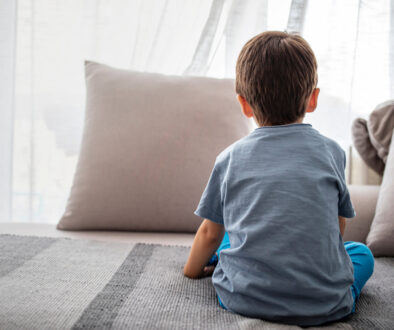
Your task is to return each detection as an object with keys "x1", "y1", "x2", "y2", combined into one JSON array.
[{"x1": 0, "y1": 234, "x2": 393, "y2": 330}]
